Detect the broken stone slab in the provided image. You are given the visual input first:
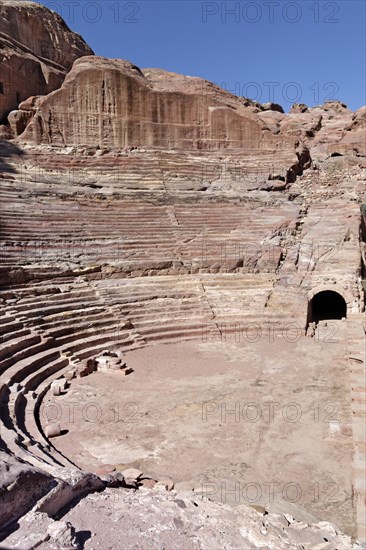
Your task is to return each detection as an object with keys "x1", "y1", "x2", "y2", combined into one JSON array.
[
  {"x1": 1, "y1": 511, "x2": 53, "y2": 549},
  {"x1": 36, "y1": 469, "x2": 105, "y2": 517},
  {"x1": 285, "y1": 524, "x2": 331, "y2": 547},
  {"x1": 105, "y1": 472, "x2": 125, "y2": 487},
  {"x1": 0, "y1": 453, "x2": 55, "y2": 532},
  {"x1": 139, "y1": 478, "x2": 157, "y2": 489},
  {"x1": 121, "y1": 468, "x2": 143, "y2": 480},
  {"x1": 2, "y1": 513, "x2": 81, "y2": 550},
  {"x1": 155, "y1": 478, "x2": 175, "y2": 491},
  {"x1": 99, "y1": 472, "x2": 143, "y2": 490},
  {"x1": 47, "y1": 520, "x2": 81, "y2": 549},
  {"x1": 98, "y1": 473, "x2": 115, "y2": 486},
  {"x1": 123, "y1": 478, "x2": 139, "y2": 489}
]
